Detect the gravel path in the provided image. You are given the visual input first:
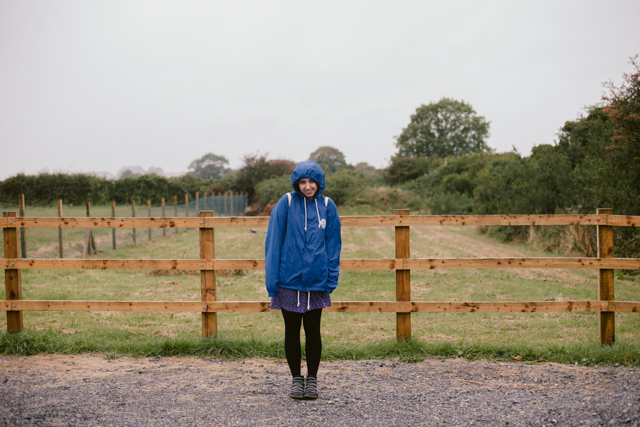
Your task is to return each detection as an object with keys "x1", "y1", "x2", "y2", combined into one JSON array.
[{"x1": 1, "y1": 355, "x2": 639, "y2": 426}]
